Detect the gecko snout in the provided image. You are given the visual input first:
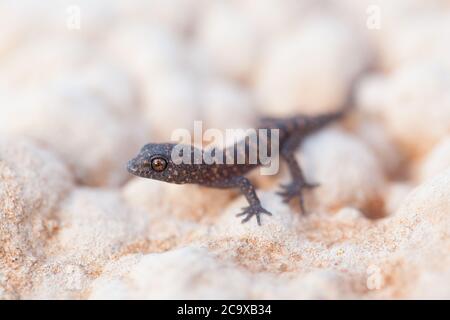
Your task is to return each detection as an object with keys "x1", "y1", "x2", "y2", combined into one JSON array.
[{"x1": 127, "y1": 159, "x2": 138, "y2": 174}]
